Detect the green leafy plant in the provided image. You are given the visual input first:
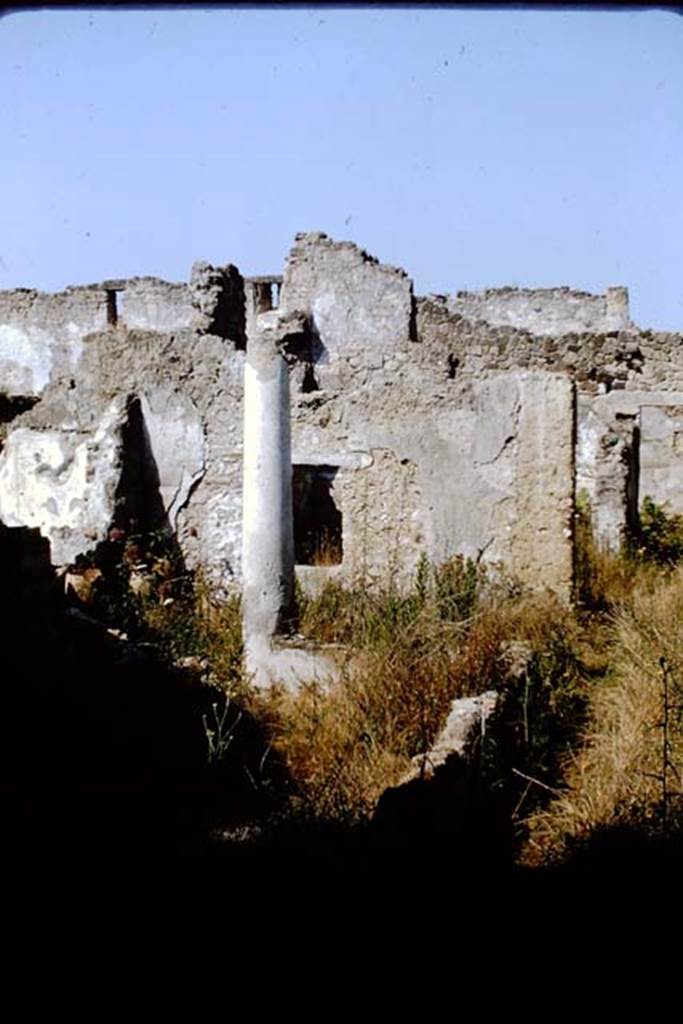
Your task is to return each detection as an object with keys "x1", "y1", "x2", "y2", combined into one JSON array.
[
  {"x1": 433, "y1": 553, "x2": 483, "y2": 622},
  {"x1": 573, "y1": 490, "x2": 646, "y2": 611},
  {"x1": 635, "y1": 496, "x2": 683, "y2": 566}
]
